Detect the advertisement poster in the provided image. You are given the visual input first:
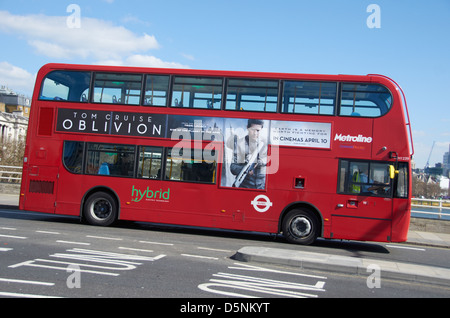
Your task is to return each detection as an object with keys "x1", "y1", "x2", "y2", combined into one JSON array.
[
  {"x1": 167, "y1": 115, "x2": 224, "y2": 141},
  {"x1": 270, "y1": 120, "x2": 331, "y2": 149},
  {"x1": 57, "y1": 109, "x2": 333, "y2": 190},
  {"x1": 56, "y1": 108, "x2": 167, "y2": 138},
  {"x1": 221, "y1": 118, "x2": 269, "y2": 189}
]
